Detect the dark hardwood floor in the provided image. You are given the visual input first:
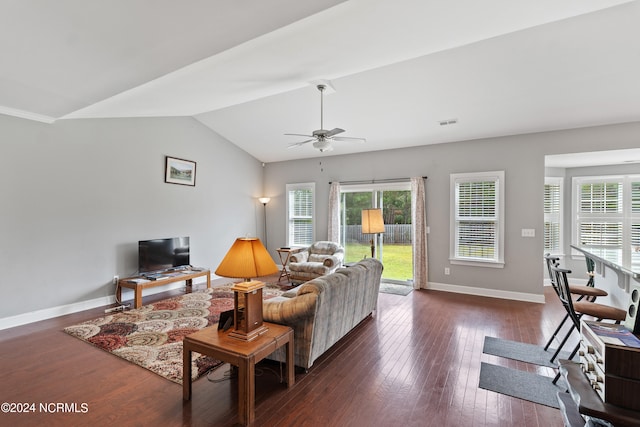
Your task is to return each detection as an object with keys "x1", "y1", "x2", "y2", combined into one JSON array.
[{"x1": 0, "y1": 278, "x2": 574, "y2": 427}]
